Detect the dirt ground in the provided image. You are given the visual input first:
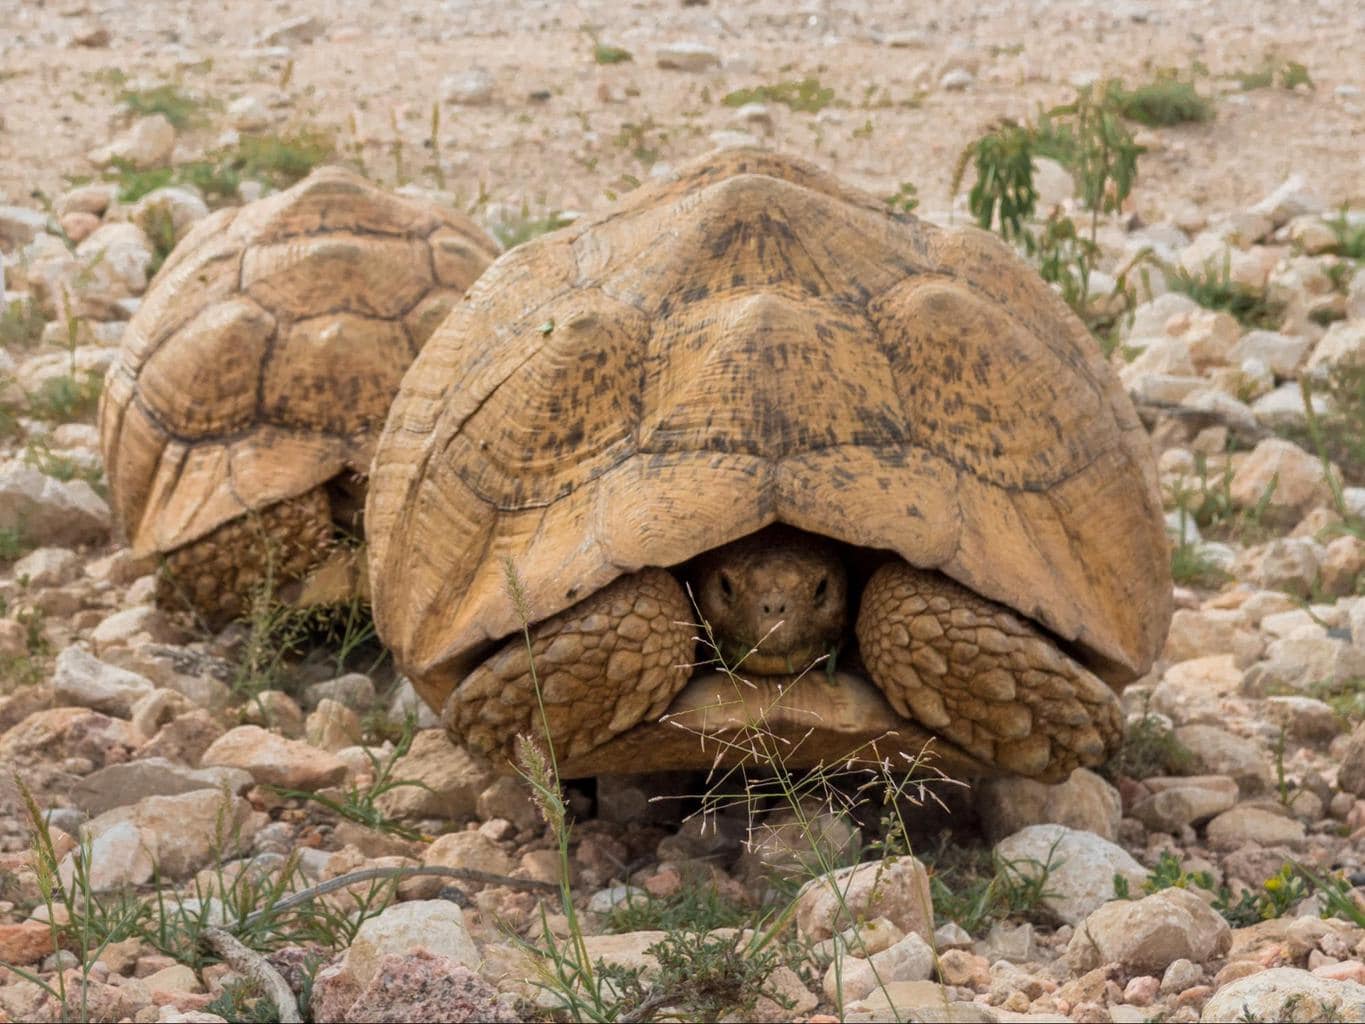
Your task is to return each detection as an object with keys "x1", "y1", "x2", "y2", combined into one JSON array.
[{"x1": 2, "y1": 0, "x2": 1363, "y2": 223}]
